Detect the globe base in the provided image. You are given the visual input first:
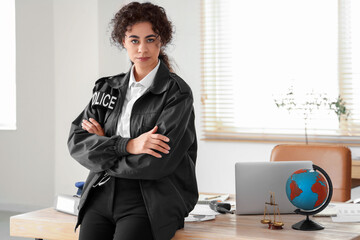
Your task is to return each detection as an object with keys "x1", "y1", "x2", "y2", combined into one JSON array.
[{"x1": 292, "y1": 215, "x2": 324, "y2": 231}]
